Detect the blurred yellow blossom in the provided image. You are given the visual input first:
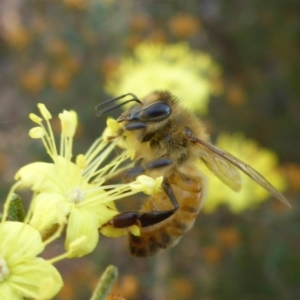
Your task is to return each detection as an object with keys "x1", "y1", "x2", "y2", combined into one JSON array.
[
  {"x1": 50, "y1": 68, "x2": 72, "y2": 92},
  {"x1": 169, "y1": 14, "x2": 201, "y2": 38},
  {"x1": 202, "y1": 245, "x2": 222, "y2": 265},
  {"x1": 130, "y1": 15, "x2": 151, "y2": 32},
  {"x1": 64, "y1": 0, "x2": 87, "y2": 10},
  {"x1": 226, "y1": 82, "x2": 247, "y2": 106},
  {"x1": 20, "y1": 63, "x2": 47, "y2": 94},
  {"x1": 46, "y1": 39, "x2": 69, "y2": 58},
  {"x1": 14, "y1": 104, "x2": 162, "y2": 257},
  {"x1": 283, "y1": 163, "x2": 300, "y2": 193},
  {"x1": 62, "y1": 55, "x2": 82, "y2": 75},
  {"x1": 104, "y1": 42, "x2": 222, "y2": 114},
  {"x1": 202, "y1": 133, "x2": 286, "y2": 213},
  {"x1": 147, "y1": 29, "x2": 167, "y2": 44},
  {"x1": 0, "y1": 221, "x2": 63, "y2": 299},
  {"x1": 3, "y1": 25, "x2": 31, "y2": 50},
  {"x1": 217, "y1": 227, "x2": 241, "y2": 248}
]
